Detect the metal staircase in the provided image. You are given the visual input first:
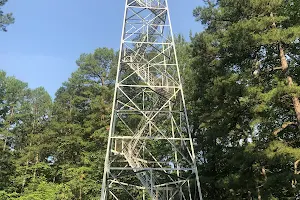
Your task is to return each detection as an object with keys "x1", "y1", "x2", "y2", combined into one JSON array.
[
  {"x1": 121, "y1": 89, "x2": 166, "y2": 199},
  {"x1": 125, "y1": 55, "x2": 174, "y2": 100},
  {"x1": 121, "y1": 3, "x2": 171, "y2": 197},
  {"x1": 113, "y1": 110, "x2": 165, "y2": 199},
  {"x1": 125, "y1": 0, "x2": 174, "y2": 101},
  {"x1": 101, "y1": 0, "x2": 203, "y2": 199}
]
